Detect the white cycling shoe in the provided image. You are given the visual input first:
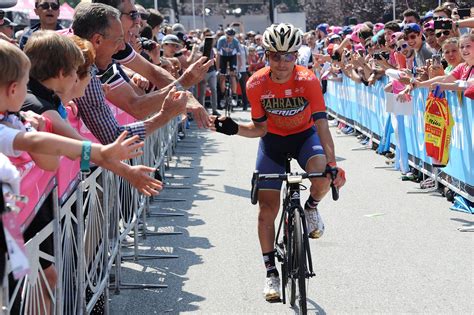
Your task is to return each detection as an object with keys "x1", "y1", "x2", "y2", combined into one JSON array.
[
  {"x1": 305, "y1": 208, "x2": 325, "y2": 239},
  {"x1": 263, "y1": 274, "x2": 281, "y2": 301}
]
